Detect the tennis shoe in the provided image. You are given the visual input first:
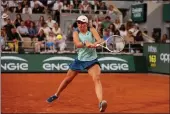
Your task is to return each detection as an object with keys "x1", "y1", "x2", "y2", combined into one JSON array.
[
  {"x1": 99, "y1": 100, "x2": 107, "y2": 112},
  {"x1": 47, "y1": 95, "x2": 58, "y2": 103}
]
